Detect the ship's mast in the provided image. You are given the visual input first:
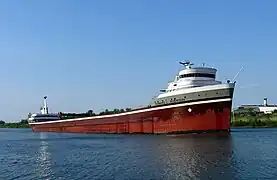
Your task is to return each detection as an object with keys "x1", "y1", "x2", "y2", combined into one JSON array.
[{"x1": 41, "y1": 96, "x2": 49, "y2": 114}]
